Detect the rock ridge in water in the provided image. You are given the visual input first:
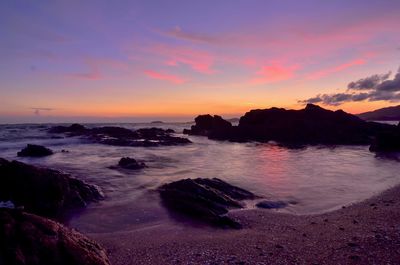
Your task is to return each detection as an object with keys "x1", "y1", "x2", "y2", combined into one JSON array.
[
  {"x1": 49, "y1": 124, "x2": 191, "y2": 147},
  {"x1": 158, "y1": 178, "x2": 256, "y2": 229}
]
